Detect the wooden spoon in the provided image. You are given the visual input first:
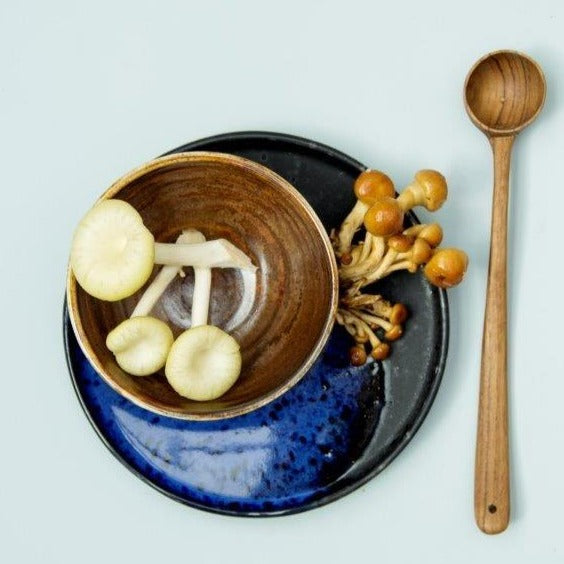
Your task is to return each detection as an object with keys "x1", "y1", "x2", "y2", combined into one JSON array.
[{"x1": 464, "y1": 50, "x2": 546, "y2": 534}]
